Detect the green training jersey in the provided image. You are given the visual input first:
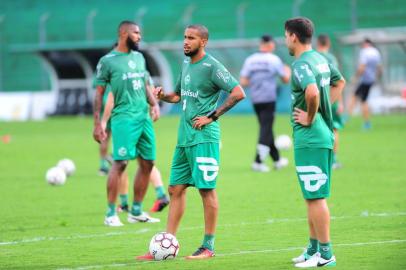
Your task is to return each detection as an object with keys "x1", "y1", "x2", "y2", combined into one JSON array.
[
  {"x1": 290, "y1": 50, "x2": 342, "y2": 149},
  {"x1": 94, "y1": 50, "x2": 149, "y2": 121},
  {"x1": 174, "y1": 54, "x2": 239, "y2": 147}
]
